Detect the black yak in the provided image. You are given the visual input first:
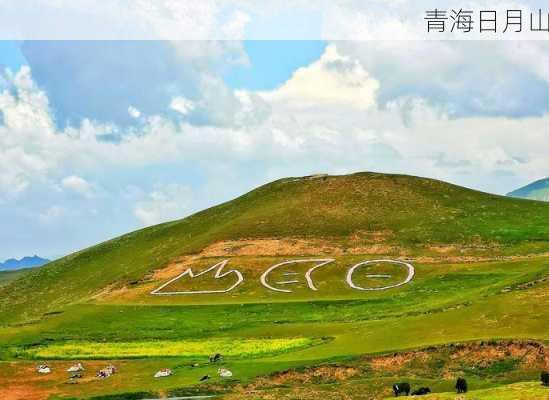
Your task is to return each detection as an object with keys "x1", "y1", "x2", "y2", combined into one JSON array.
[
  {"x1": 456, "y1": 377, "x2": 468, "y2": 393},
  {"x1": 200, "y1": 374, "x2": 211, "y2": 381},
  {"x1": 209, "y1": 353, "x2": 223, "y2": 363},
  {"x1": 541, "y1": 371, "x2": 549, "y2": 386},
  {"x1": 393, "y1": 382, "x2": 411, "y2": 396},
  {"x1": 411, "y1": 387, "x2": 431, "y2": 395}
]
